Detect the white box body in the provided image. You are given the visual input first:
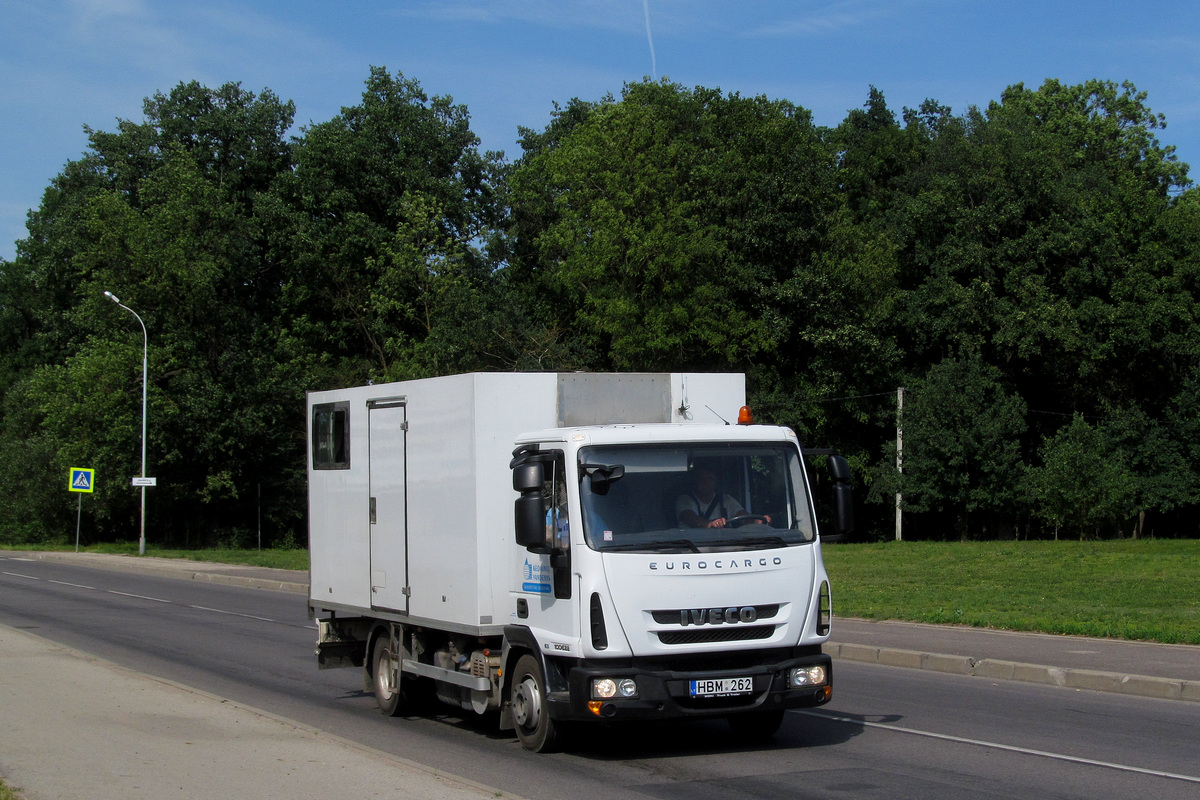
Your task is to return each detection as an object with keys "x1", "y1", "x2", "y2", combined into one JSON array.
[{"x1": 307, "y1": 372, "x2": 745, "y2": 633}]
